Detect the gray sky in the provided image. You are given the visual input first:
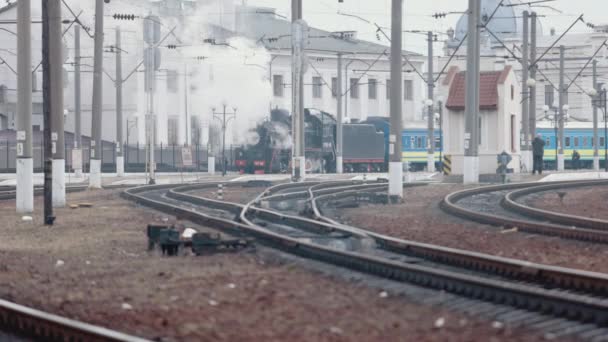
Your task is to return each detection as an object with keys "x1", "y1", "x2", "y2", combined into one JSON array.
[{"x1": 246, "y1": 0, "x2": 607, "y2": 55}]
